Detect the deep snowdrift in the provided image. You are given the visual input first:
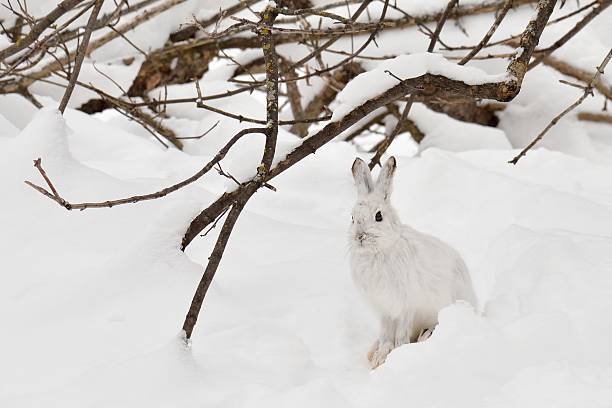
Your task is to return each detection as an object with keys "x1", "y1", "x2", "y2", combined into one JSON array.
[
  {"x1": 1, "y1": 108, "x2": 612, "y2": 407},
  {"x1": 1, "y1": 0, "x2": 612, "y2": 406}
]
